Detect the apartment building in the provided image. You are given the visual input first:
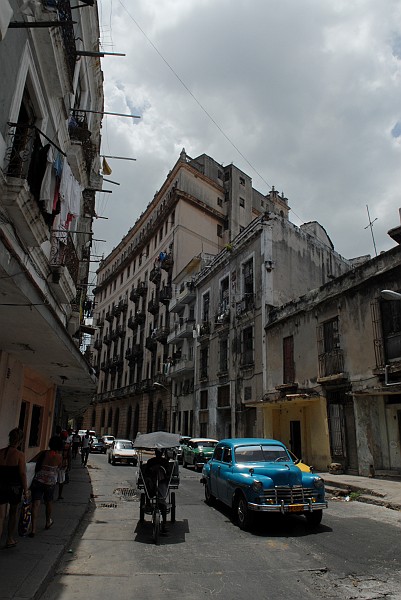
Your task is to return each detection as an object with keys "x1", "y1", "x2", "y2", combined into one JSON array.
[
  {"x1": 191, "y1": 211, "x2": 353, "y2": 442},
  {"x1": 261, "y1": 233, "x2": 401, "y2": 475},
  {"x1": 88, "y1": 150, "x2": 290, "y2": 437},
  {"x1": 0, "y1": 0, "x2": 103, "y2": 456}
]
